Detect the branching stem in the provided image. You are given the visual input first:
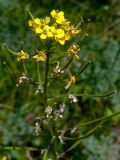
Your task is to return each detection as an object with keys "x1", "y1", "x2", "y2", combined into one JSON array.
[{"x1": 43, "y1": 50, "x2": 50, "y2": 106}]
